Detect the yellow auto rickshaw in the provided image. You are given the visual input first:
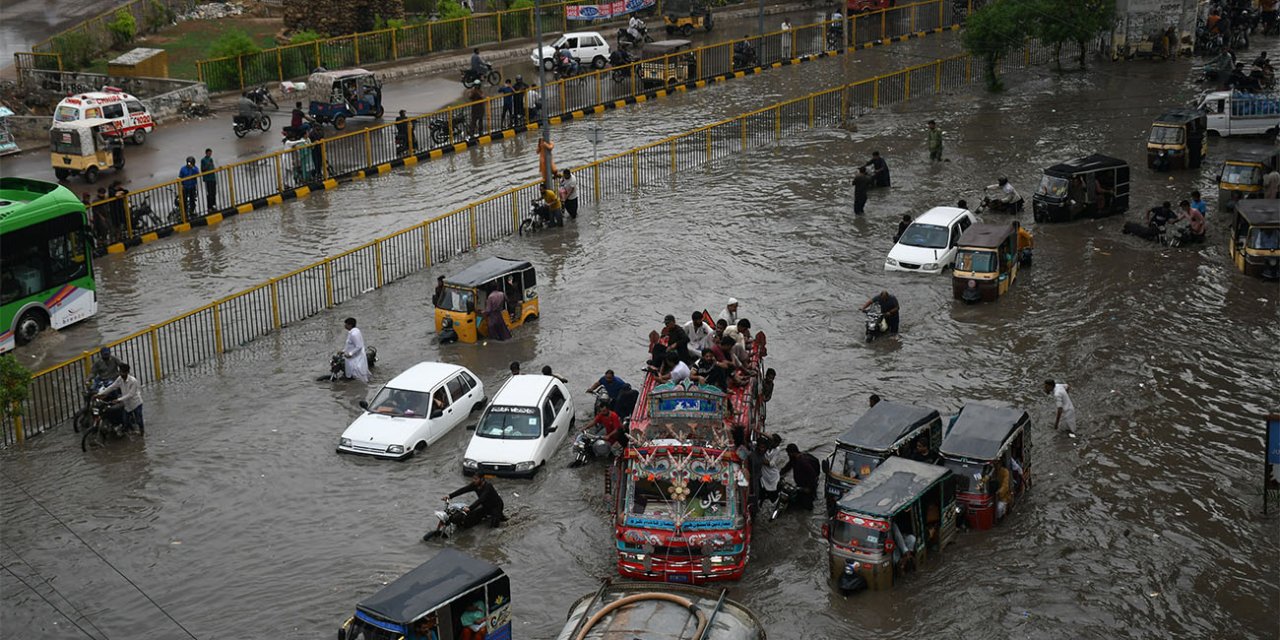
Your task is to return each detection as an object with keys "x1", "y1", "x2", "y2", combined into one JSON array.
[
  {"x1": 49, "y1": 118, "x2": 124, "y2": 183},
  {"x1": 1146, "y1": 108, "x2": 1207, "y2": 171},
  {"x1": 1229, "y1": 200, "x2": 1280, "y2": 280},
  {"x1": 433, "y1": 257, "x2": 538, "y2": 343},
  {"x1": 639, "y1": 39, "x2": 696, "y2": 87},
  {"x1": 1217, "y1": 146, "x2": 1280, "y2": 212},
  {"x1": 663, "y1": 0, "x2": 712, "y2": 36},
  {"x1": 951, "y1": 222, "x2": 1028, "y2": 303}
]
